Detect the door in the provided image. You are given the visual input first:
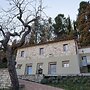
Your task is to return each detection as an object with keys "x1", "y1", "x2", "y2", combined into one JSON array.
[{"x1": 36, "y1": 63, "x2": 43, "y2": 74}]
